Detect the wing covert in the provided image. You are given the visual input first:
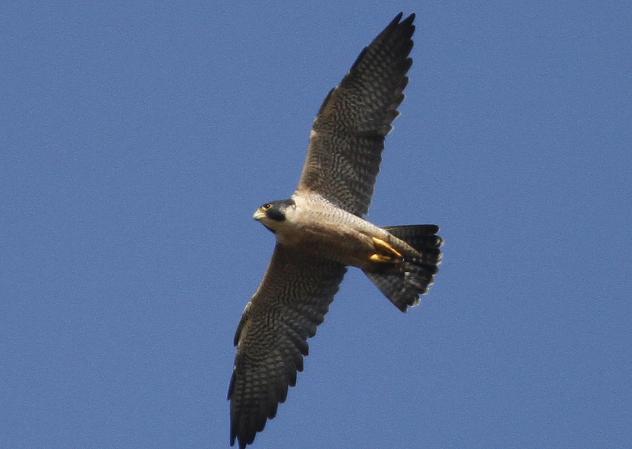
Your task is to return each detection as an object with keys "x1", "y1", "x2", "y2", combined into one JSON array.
[
  {"x1": 228, "y1": 244, "x2": 346, "y2": 448},
  {"x1": 297, "y1": 13, "x2": 415, "y2": 216}
]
